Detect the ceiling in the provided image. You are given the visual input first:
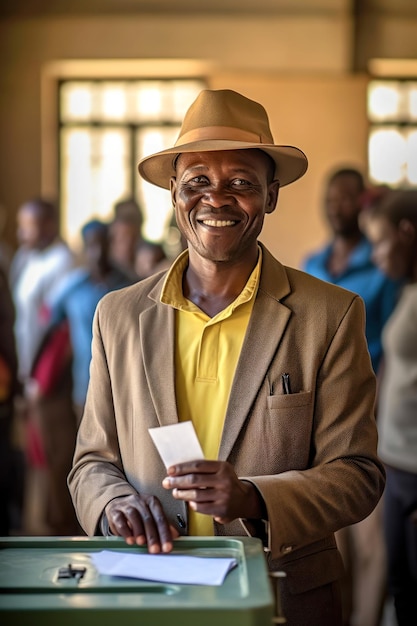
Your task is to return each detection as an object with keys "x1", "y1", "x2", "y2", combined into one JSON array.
[{"x1": 1, "y1": 0, "x2": 417, "y2": 18}]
